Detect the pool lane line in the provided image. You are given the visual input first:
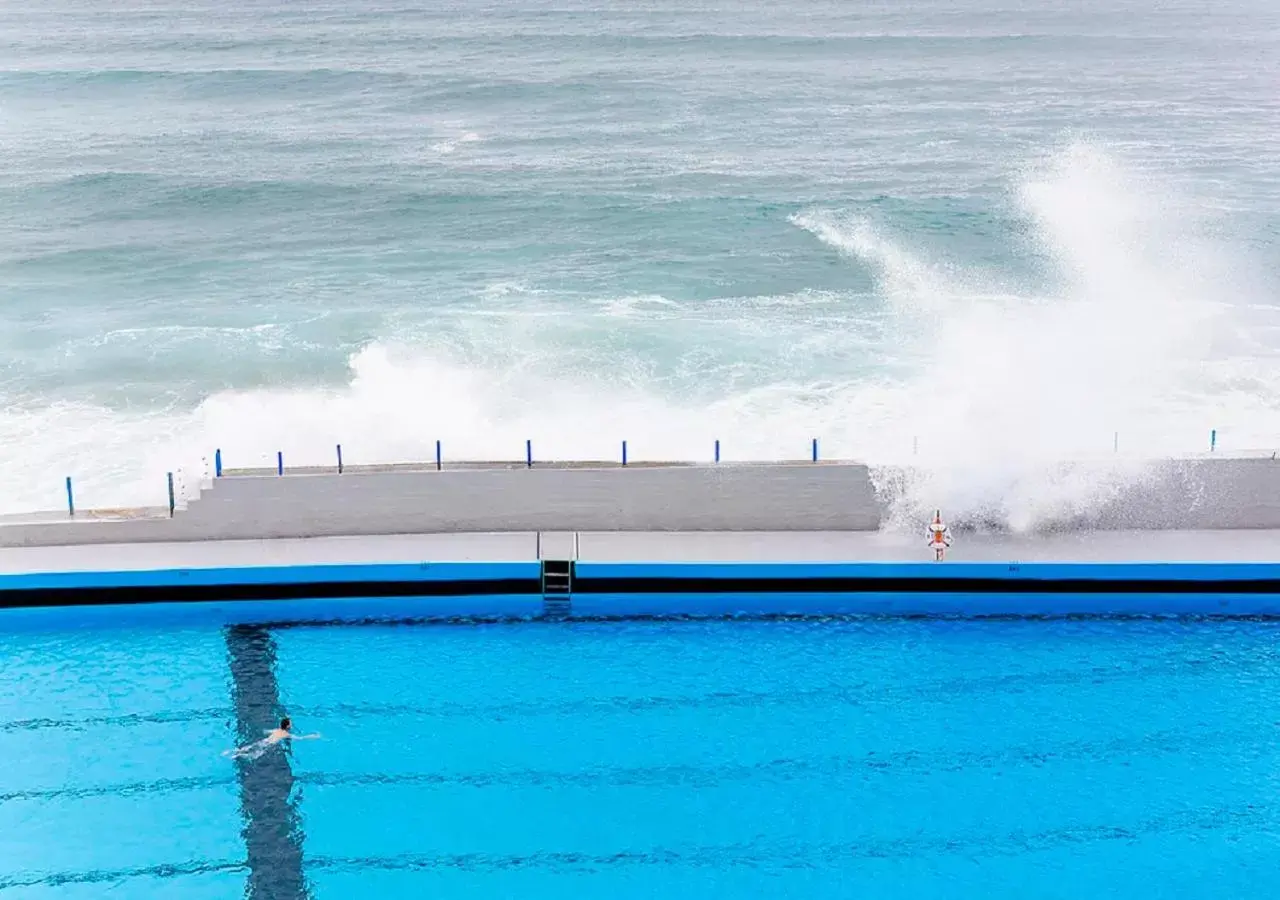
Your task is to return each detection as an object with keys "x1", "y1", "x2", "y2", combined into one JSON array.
[{"x1": 225, "y1": 624, "x2": 310, "y2": 900}]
